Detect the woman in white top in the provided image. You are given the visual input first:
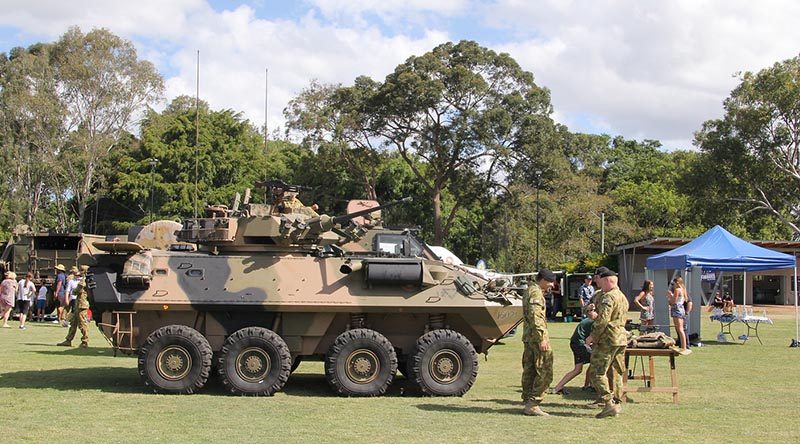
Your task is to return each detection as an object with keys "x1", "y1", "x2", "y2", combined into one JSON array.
[{"x1": 16, "y1": 272, "x2": 36, "y2": 329}]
